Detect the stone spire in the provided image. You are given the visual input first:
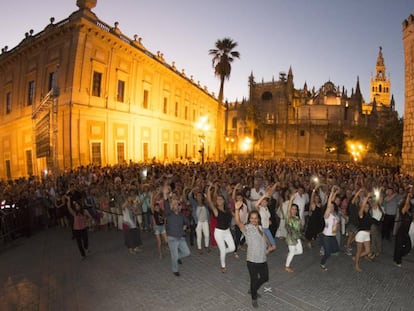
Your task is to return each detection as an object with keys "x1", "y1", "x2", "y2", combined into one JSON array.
[{"x1": 76, "y1": 0, "x2": 97, "y2": 10}]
